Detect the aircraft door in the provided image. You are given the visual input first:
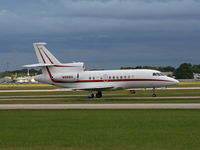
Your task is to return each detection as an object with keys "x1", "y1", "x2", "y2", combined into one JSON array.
[{"x1": 103, "y1": 74, "x2": 109, "y2": 82}]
